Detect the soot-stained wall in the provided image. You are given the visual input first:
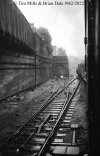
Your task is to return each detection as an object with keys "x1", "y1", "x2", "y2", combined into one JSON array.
[{"x1": 0, "y1": 51, "x2": 52, "y2": 101}]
